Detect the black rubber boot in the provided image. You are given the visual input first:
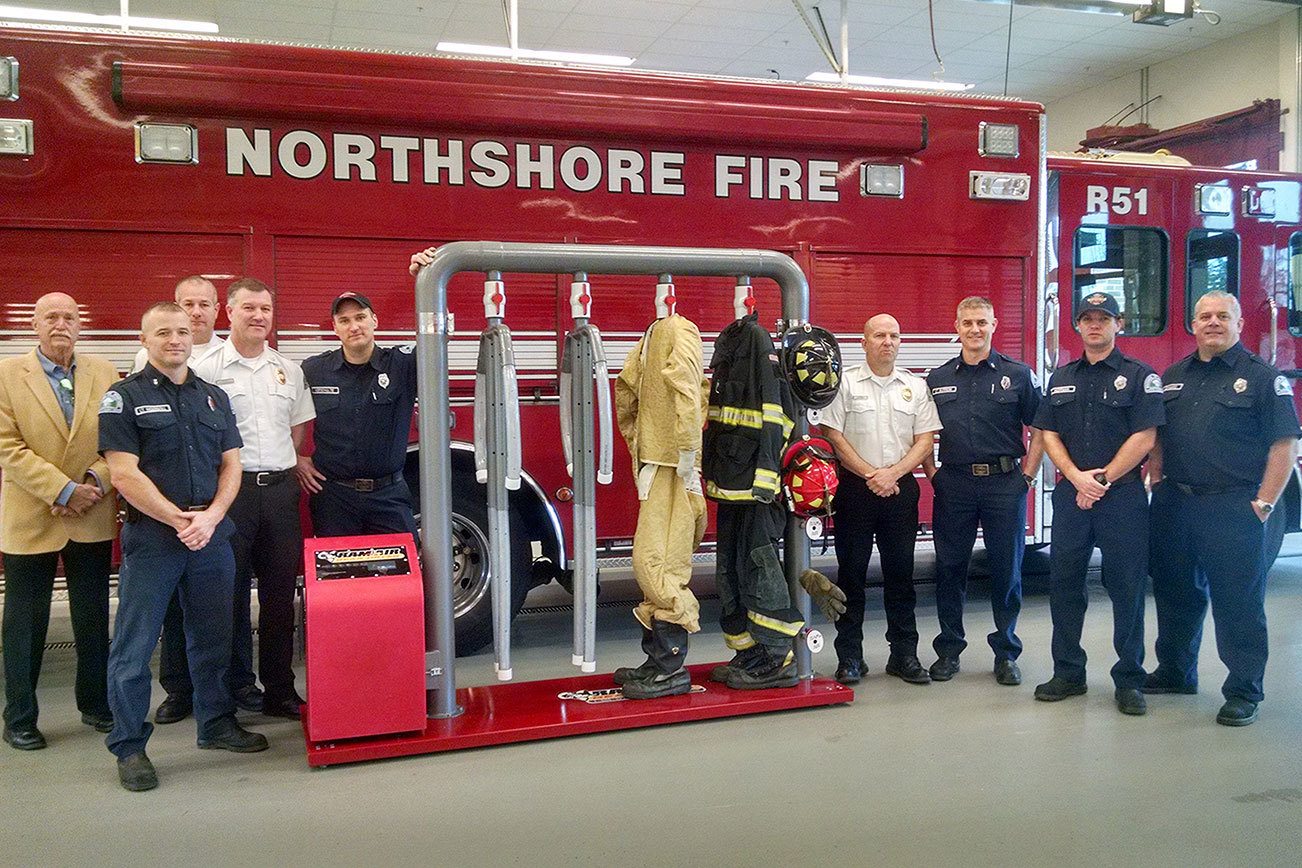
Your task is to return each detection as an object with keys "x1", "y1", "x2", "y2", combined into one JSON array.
[
  {"x1": 613, "y1": 628, "x2": 658, "y2": 686},
  {"x1": 726, "y1": 644, "x2": 798, "y2": 690},
  {"x1": 710, "y1": 645, "x2": 767, "y2": 683},
  {"x1": 621, "y1": 621, "x2": 692, "y2": 700}
]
